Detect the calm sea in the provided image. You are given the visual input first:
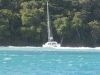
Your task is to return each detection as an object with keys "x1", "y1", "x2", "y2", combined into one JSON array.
[{"x1": 0, "y1": 46, "x2": 100, "y2": 75}]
